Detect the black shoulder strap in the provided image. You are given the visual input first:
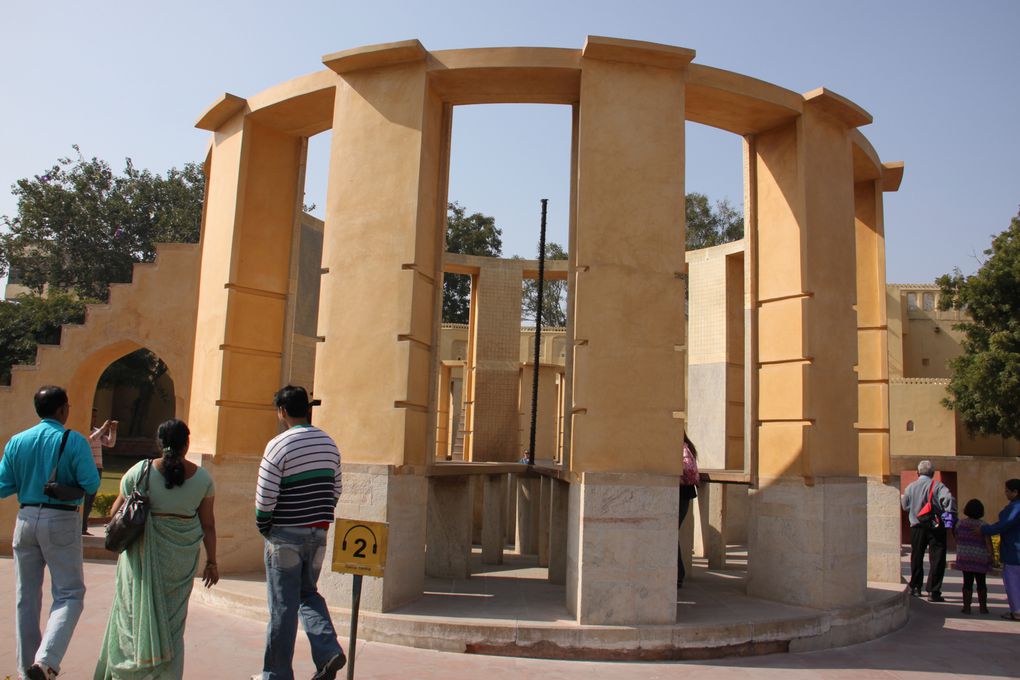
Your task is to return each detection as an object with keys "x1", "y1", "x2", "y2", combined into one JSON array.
[
  {"x1": 47, "y1": 430, "x2": 72, "y2": 484},
  {"x1": 139, "y1": 459, "x2": 153, "y2": 494}
]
